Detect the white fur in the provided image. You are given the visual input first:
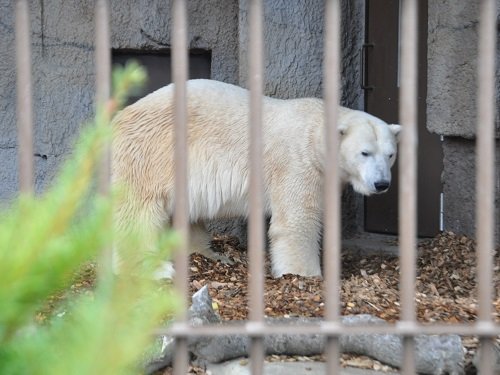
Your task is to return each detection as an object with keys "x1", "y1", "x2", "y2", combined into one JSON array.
[{"x1": 112, "y1": 79, "x2": 400, "y2": 277}]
